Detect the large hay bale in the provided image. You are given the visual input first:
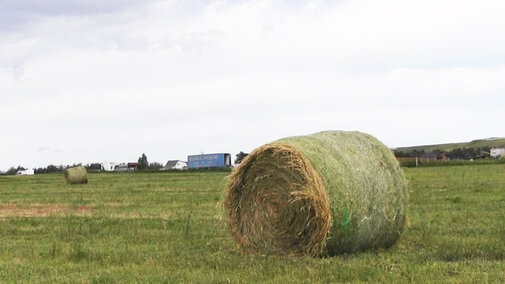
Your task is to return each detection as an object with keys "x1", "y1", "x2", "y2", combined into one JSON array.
[
  {"x1": 64, "y1": 166, "x2": 88, "y2": 185},
  {"x1": 223, "y1": 131, "x2": 408, "y2": 256}
]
